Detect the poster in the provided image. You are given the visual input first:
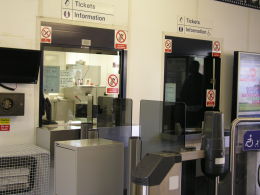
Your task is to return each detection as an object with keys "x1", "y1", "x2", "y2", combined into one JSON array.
[{"x1": 238, "y1": 53, "x2": 260, "y2": 114}]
